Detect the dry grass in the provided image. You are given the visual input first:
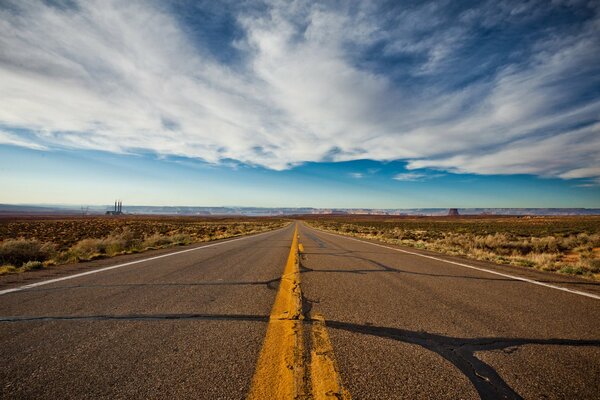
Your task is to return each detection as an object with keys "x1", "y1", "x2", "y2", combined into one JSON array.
[
  {"x1": 0, "y1": 239, "x2": 56, "y2": 267},
  {"x1": 0, "y1": 216, "x2": 287, "y2": 275},
  {"x1": 304, "y1": 216, "x2": 600, "y2": 280}
]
